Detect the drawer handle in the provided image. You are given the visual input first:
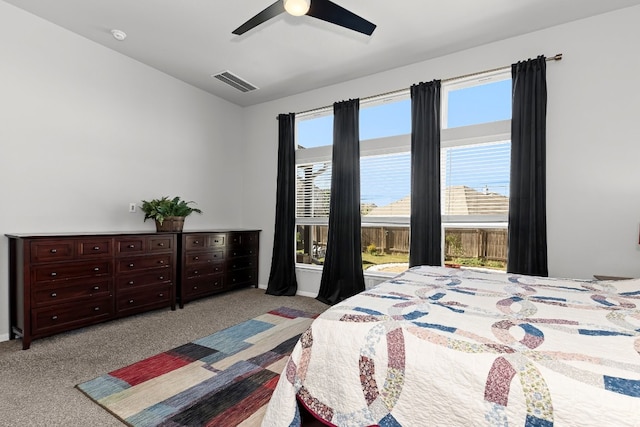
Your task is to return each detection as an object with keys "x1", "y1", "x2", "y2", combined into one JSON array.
[
  {"x1": 159, "y1": 276, "x2": 164, "y2": 280},
  {"x1": 93, "y1": 246, "x2": 100, "y2": 250},
  {"x1": 249, "y1": 250, "x2": 253, "y2": 254},
  {"x1": 93, "y1": 267, "x2": 100, "y2": 271},
  {"x1": 51, "y1": 292, "x2": 57, "y2": 298},
  {"x1": 158, "y1": 242, "x2": 165, "y2": 247},
  {"x1": 93, "y1": 286, "x2": 100, "y2": 290},
  {"x1": 94, "y1": 307, "x2": 100, "y2": 311},
  {"x1": 159, "y1": 293, "x2": 164, "y2": 297},
  {"x1": 128, "y1": 244, "x2": 135, "y2": 248},
  {"x1": 159, "y1": 260, "x2": 164, "y2": 265},
  {"x1": 213, "y1": 254, "x2": 218, "y2": 258},
  {"x1": 50, "y1": 249, "x2": 57, "y2": 254},
  {"x1": 129, "y1": 299, "x2": 134, "y2": 304},
  {"x1": 128, "y1": 280, "x2": 135, "y2": 285},
  {"x1": 193, "y1": 286, "x2": 198, "y2": 290},
  {"x1": 233, "y1": 264, "x2": 236, "y2": 268},
  {"x1": 51, "y1": 272, "x2": 57, "y2": 277},
  {"x1": 194, "y1": 256, "x2": 199, "y2": 260},
  {"x1": 129, "y1": 263, "x2": 134, "y2": 268},
  {"x1": 52, "y1": 315, "x2": 58, "y2": 320},
  {"x1": 194, "y1": 270, "x2": 199, "y2": 274},
  {"x1": 194, "y1": 240, "x2": 199, "y2": 244}
]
